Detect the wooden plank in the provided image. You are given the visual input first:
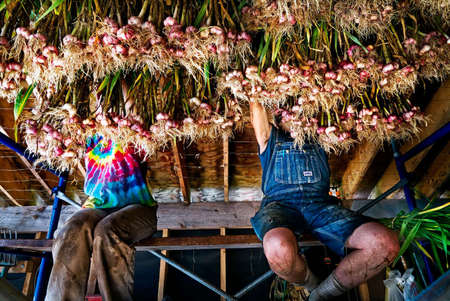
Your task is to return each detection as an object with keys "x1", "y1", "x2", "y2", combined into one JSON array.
[
  {"x1": 0, "y1": 235, "x2": 323, "y2": 252},
  {"x1": 341, "y1": 142, "x2": 379, "y2": 208},
  {"x1": 0, "y1": 202, "x2": 261, "y2": 233},
  {"x1": 0, "y1": 126, "x2": 52, "y2": 196},
  {"x1": 220, "y1": 228, "x2": 227, "y2": 301},
  {"x1": 415, "y1": 142, "x2": 450, "y2": 198},
  {"x1": 223, "y1": 136, "x2": 229, "y2": 202},
  {"x1": 369, "y1": 80, "x2": 450, "y2": 199},
  {"x1": 171, "y1": 140, "x2": 190, "y2": 204},
  {"x1": 157, "y1": 229, "x2": 169, "y2": 301},
  {"x1": 0, "y1": 185, "x2": 22, "y2": 207}
]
